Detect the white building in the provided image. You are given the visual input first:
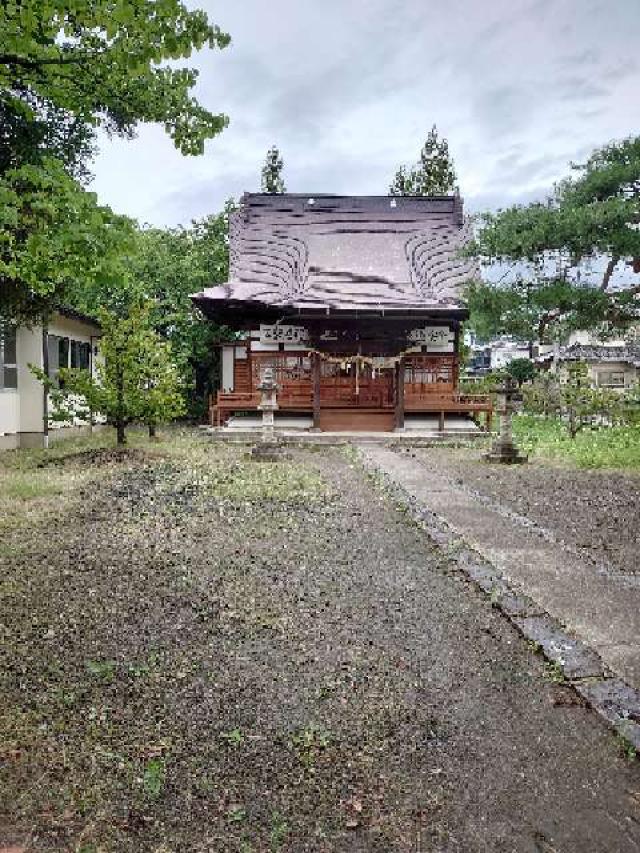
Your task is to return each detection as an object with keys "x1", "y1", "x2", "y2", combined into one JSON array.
[
  {"x1": 489, "y1": 338, "x2": 531, "y2": 371},
  {"x1": 0, "y1": 308, "x2": 101, "y2": 450},
  {"x1": 465, "y1": 333, "x2": 533, "y2": 375}
]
